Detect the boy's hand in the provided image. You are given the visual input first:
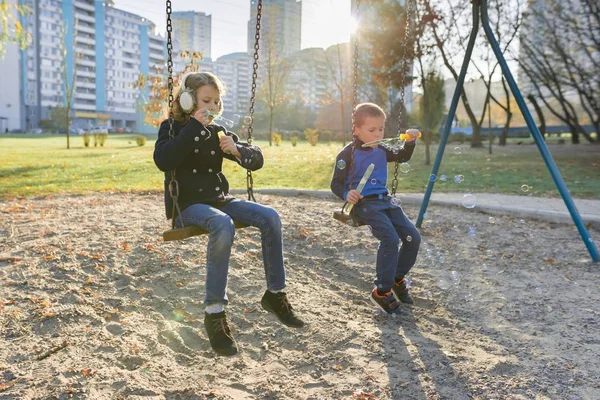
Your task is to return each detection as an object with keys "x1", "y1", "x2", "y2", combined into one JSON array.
[
  {"x1": 346, "y1": 190, "x2": 363, "y2": 205},
  {"x1": 400, "y1": 129, "x2": 422, "y2": 143},
  {"x1": 219, "y1": 133, "x2": 241, "y2": 158}
]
